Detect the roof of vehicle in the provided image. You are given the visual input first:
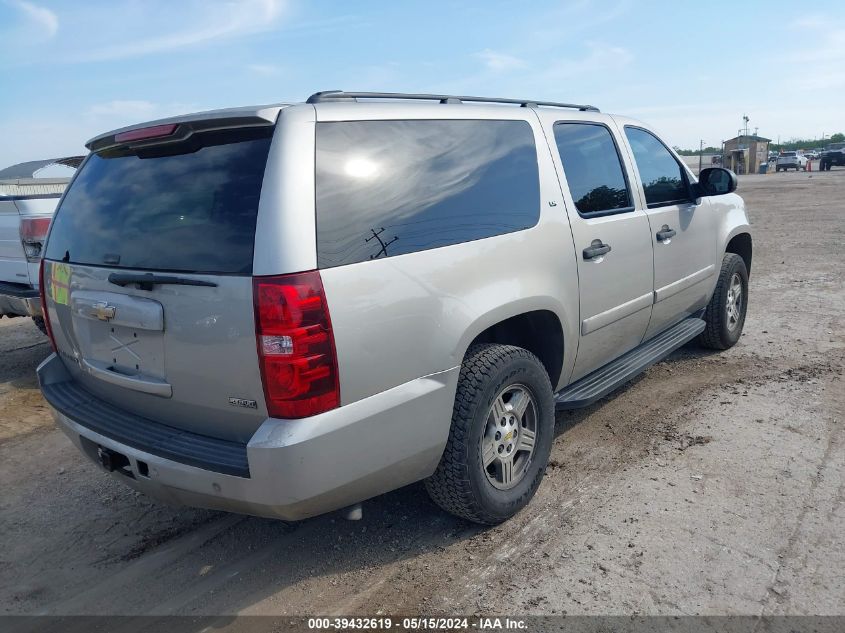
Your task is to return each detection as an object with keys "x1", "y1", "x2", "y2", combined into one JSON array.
[
  {"x1": 86, "y1": 103, "x2": 291, "y2": 151},
  {"x1": 0, "y1": 156, "x2": 84, "y2": 181},
  {"x1": 86, "y1": 91, "x2": 604, "y2": 151},
  {"x1": 305, "y1": 90, "x2": 599, "y2": 111}
]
